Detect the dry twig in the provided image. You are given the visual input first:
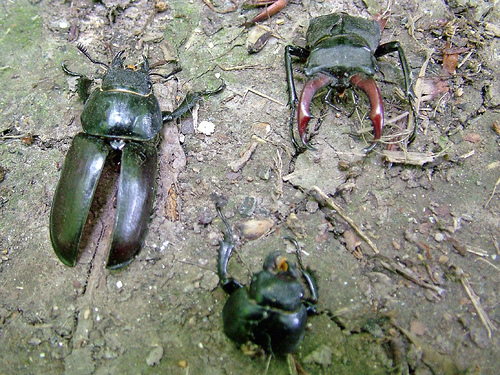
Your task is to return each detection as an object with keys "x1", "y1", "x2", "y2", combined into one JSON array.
[
  {"x1": 484, "y1": 176, "x2": 500, "y2": 208},
  {"x1": 309, "y1": 186, "x2": 379, "y2": 254},
  {"x1": 460, "y1": 274, "x2": 497, "y2": 338},
  {"x1": 243, "y1": 87, "x2": 285, "y2": 106},
  {"x1": 380, "y1": 260, "x2": 446, "y2": 296}
]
